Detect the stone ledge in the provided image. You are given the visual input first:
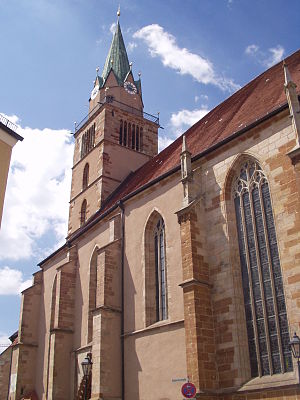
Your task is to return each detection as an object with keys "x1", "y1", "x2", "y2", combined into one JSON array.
[
  {"x1": 13, "y1": 341, "x2": 38, "y2": 348},
  {"x1": 50, "y1": 328, "x2": 73, "y2": 334},
  {"x1": 73, "y1": 343, "x2": 92, "y2": 354},
  {"x1": 193, "y1": 372, "x2": 298, "y2": 397},
  {"x1": 92, "y1": 305, "x2": 122, "y2": 315},
  {"x1": 123, "y1": 318, "x2": 184, "y2": 337},
  {"x1": 237, "y1": 371, "x2": 298, "y2": 392},
  {"x1": 287, "y1": 144, "x2": 300, "y2": 164},
  {"x1": 179, "y1": 278, "x2": 212, "y2": 289}
]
